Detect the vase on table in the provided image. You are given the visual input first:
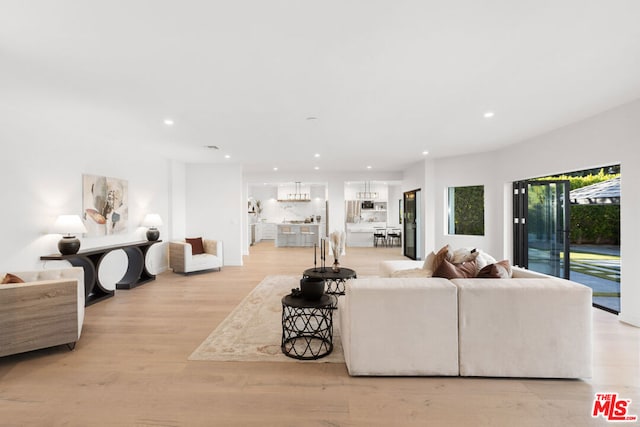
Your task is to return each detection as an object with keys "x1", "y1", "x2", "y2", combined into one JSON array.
[
  {"x1": 332, "y1": 259, "x2": 340, "y2": 272},
  {"x1": 300, "y1": 277, "x2": 325, "y2": 300}
]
